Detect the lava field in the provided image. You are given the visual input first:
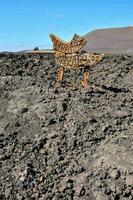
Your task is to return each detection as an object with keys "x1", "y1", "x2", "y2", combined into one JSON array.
[{"x1": 0, "y1": 53, "x2": 133, "y2": 200}]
